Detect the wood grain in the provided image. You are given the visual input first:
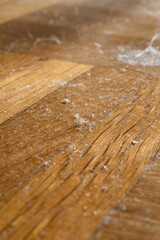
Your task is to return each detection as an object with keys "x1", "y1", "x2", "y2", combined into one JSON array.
[
  {"x1": 91, "y1": 154, "x2": 160, "y2": 240},
  {"x1": 0, "y1": 51, "x2": 91, "y2": 124},
  {"x1": 0, "y1": 67, "x2": 159, "y2": 239},
  {"x1": 0, "y1": 0, "x2": 160, "y2": 75},
  {"x1": 1, "y1": 67, "x2": 157, "y2": 198},
  {"x1": 0, "y1": 0, "x2": 160, "y2": 240}
]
